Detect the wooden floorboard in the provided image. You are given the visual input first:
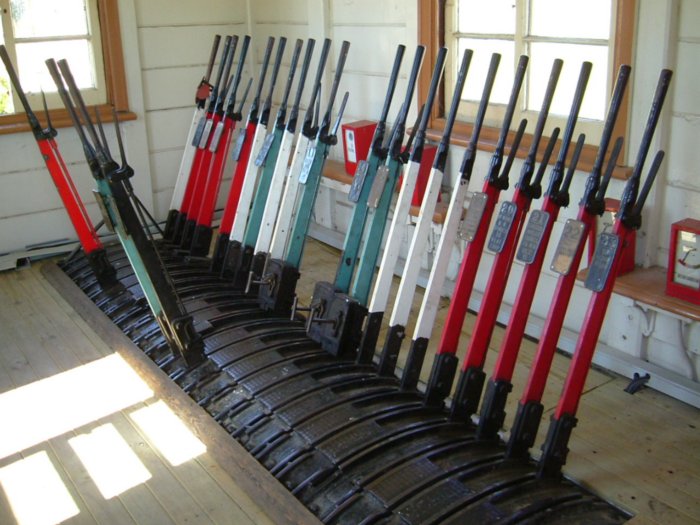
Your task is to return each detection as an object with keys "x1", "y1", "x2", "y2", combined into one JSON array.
[
  {"x1": 0, "y1": 262, "x2": 281, "y2": 525},
  {"x1": 0, "y1": 242, "x2": 698, "y2": 524}
]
